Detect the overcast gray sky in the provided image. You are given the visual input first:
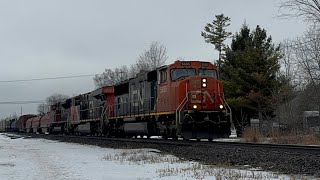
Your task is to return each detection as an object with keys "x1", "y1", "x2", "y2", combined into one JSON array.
[{"x1": 0, "y1": 0, "x2": 307, "y2": 118}]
